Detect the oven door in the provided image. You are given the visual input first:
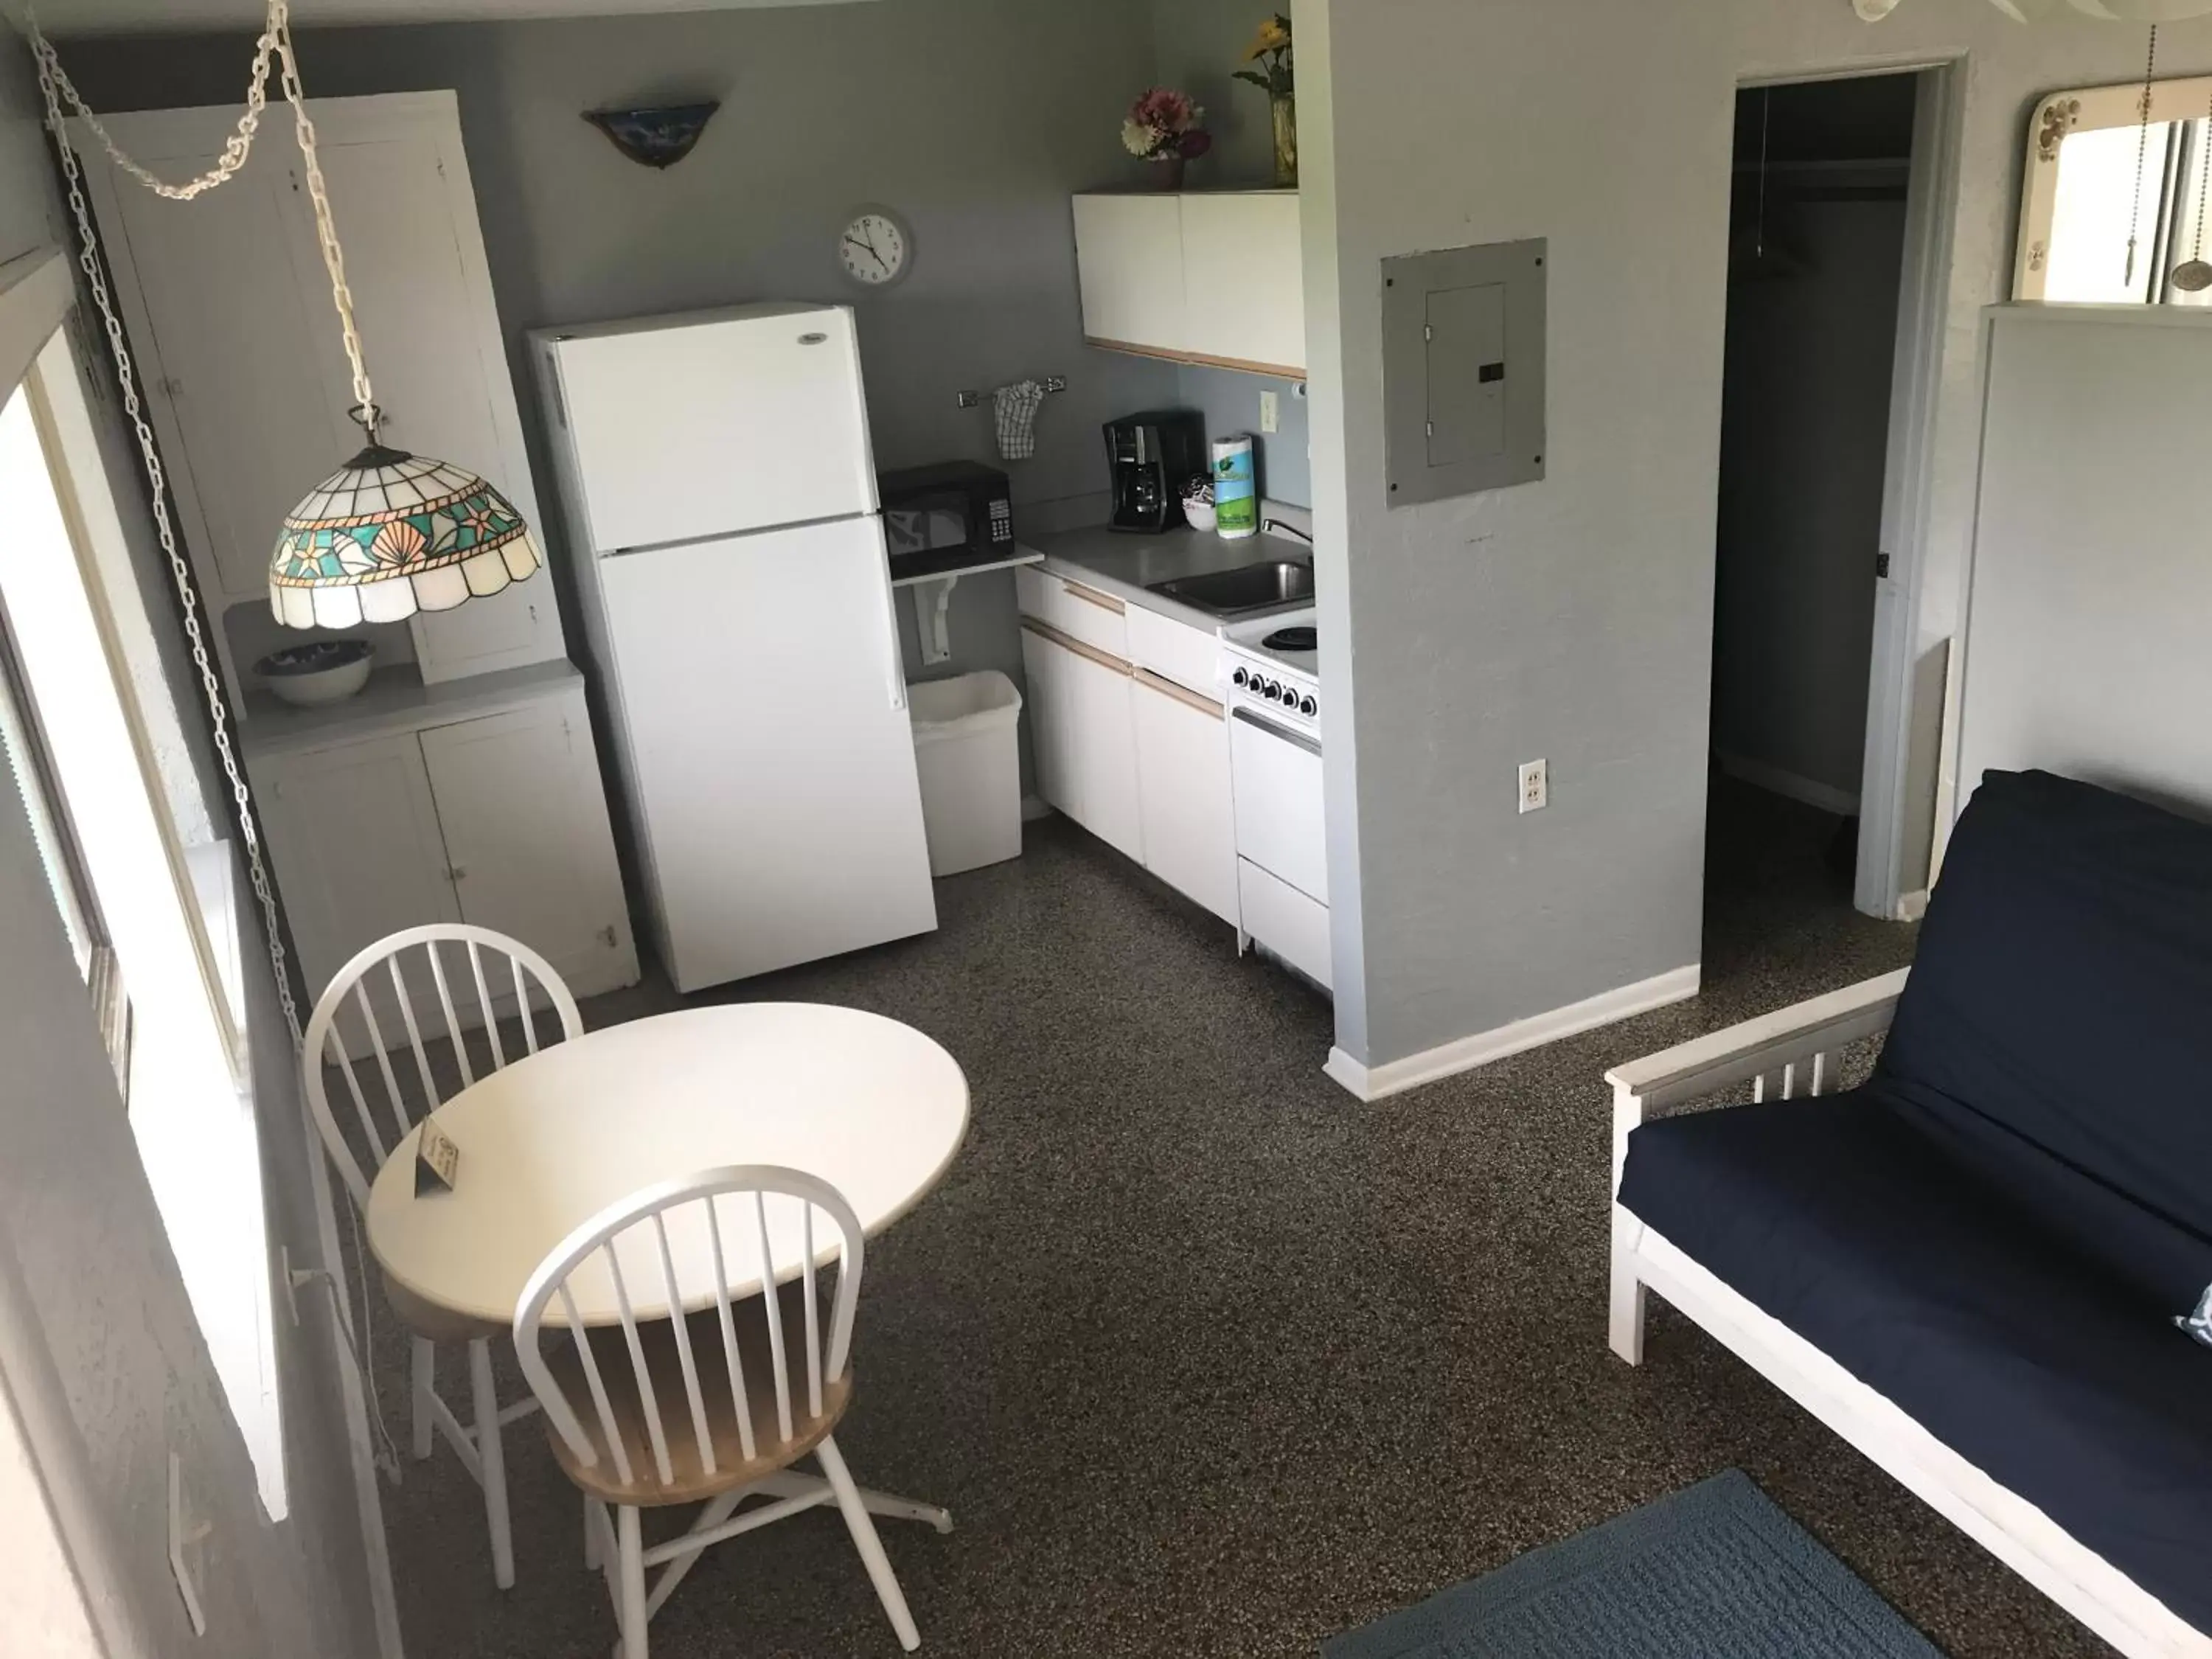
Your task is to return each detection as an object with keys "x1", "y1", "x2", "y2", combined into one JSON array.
[{"x1": 1229, "y1": 706, "x2": 1327, "y2": 904}]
